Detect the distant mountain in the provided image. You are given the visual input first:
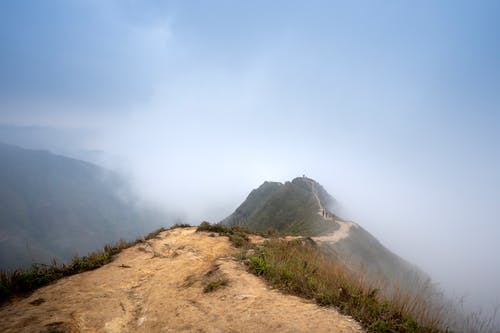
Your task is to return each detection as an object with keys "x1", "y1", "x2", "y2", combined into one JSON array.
[
  {"x1": 0, "y1": 124, "x2": 120, "y2": 168},
  {"x1": 0, "y1": 124, "x2": 89, "y2": 156},
  {"x1": 0, "y1": 143, "x2": 166, "y2": 269},
  {"x1": 222, "y1": 176, "x2": 430, "y2": 290}
]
